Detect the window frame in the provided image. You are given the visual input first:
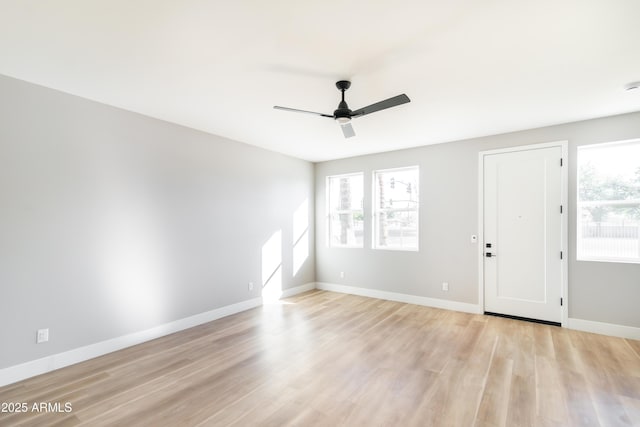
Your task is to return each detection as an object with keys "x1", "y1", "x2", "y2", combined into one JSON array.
[
  {"x1": 326, "y1": 172, "x2": 364, "y2": 249},
  {"x1": 576, "y1": 138, "x2": 640, "y2": 264},
  {"x1": 372, "y1": 165, "x2": 420, "y2": 252}
]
